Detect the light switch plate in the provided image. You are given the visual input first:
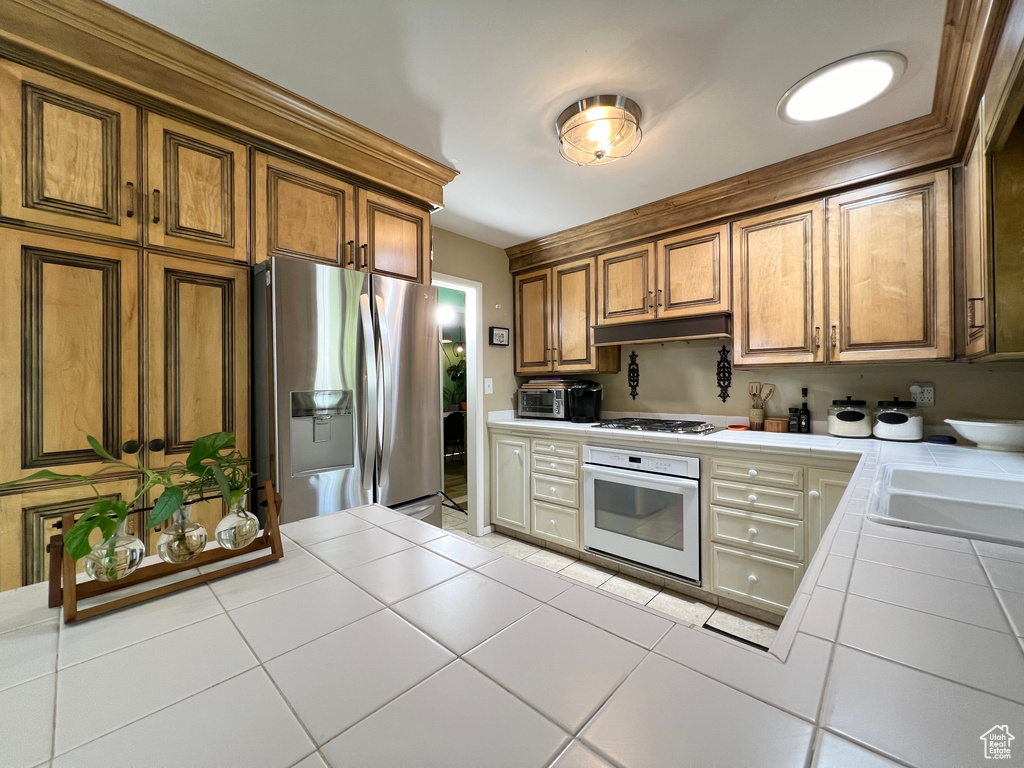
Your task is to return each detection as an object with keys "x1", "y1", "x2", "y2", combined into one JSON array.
[{"x1": 484, "y1": 378, "x2": 493, "y2": 394}]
